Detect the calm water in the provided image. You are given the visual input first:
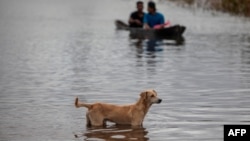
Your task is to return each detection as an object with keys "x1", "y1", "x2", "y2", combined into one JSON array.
[{"x1": 0, "y1": 0, "x2": 250, "y2": 141}]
